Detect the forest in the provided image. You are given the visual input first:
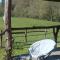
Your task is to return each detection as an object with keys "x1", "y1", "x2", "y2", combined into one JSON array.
[{"x1": 0, "y1": 0, "x2": 60, "y2": 21}]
